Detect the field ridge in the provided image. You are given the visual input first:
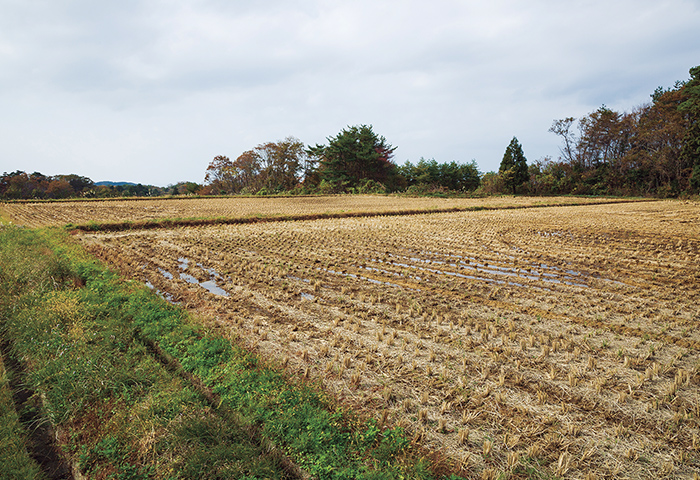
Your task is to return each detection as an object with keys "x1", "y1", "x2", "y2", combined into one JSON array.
[
  {"x1": 1, "y1": 194, "x2": 647, "y2": 229},
  {"x1": 67, "y1": 197, "x2": 652, "y2": 232}
]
